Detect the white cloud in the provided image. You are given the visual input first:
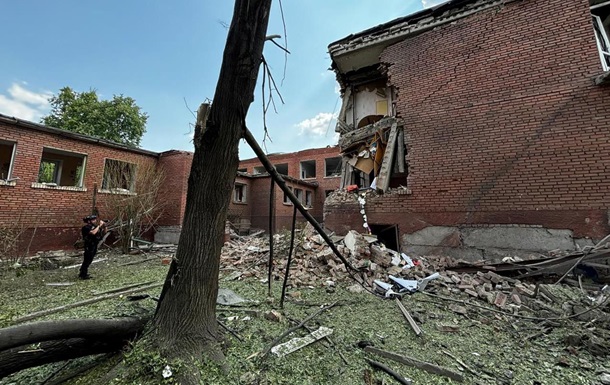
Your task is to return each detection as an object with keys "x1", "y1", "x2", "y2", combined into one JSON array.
[
  {"x1": 421, "y1": 0, "x2": 449, "y2": 8},
  {"x1": 296, "y1": 112, "x2": 336, "y2": 137},
  {"x1": 0, "y1": 83, "x2": 52, "y2": 121}
]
